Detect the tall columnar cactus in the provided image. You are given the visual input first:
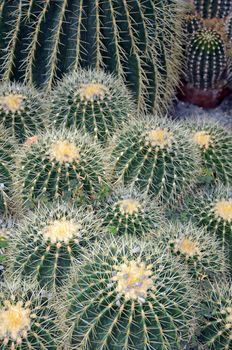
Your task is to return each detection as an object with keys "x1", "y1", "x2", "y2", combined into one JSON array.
[
  {"x1": 98, "y1": 187, "x2": 162, "y2": 236},
  {"x1": 193, "y1": 0, "x2": 232, "y2": 18},
  {"x1": 226, "y1": 14, "x2": 232, "y2": 42},
  {"x1": 110, "y1": 116, "x2": 200, "y2": 203},
  {"x1": 11, "y1": 202, "x2": 101, "y2": 289},
  {"x1": 63, "y1": 236, "x2": 196, "y2": 350},
  {"x1": 200, "y1": 280, "x2": 232, "y2": 349},
  {"x1": 185, "y1": 117, "x2": 232, "y2": 185},
  {"x1": 0, "y1": 125, "x2": 15, "y2": 215},
  {"x1": 156, "y1": 221, "x2": 226, "y2": 281},
  {"x1": 0, "y1": 279, "x2": 59, "y2": 349},
  {"x1": 15, "y1": 128, "x2": 109, "y2": 207},
  {"x1": 184, "y1": 186, "x2": 232, "y2": 269},
  {"x1": 0, "y1": 0, "x2": 186, "y2": 112},
  {"x1": 186, "y1": 29, "x2": 227, "y2": 90},
  {"x1": 48, "y1": 69, "x2": 135, "y2": 143},
  {"x1": 0, "y1": 82, "x2": 45, "y2": 143}
]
